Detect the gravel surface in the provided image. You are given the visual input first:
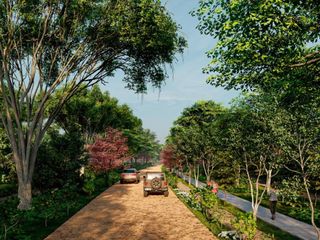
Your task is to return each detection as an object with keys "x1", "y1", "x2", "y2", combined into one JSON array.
[{"x1": 45, "y1": 165, "x2": 217, "y2": 240}]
